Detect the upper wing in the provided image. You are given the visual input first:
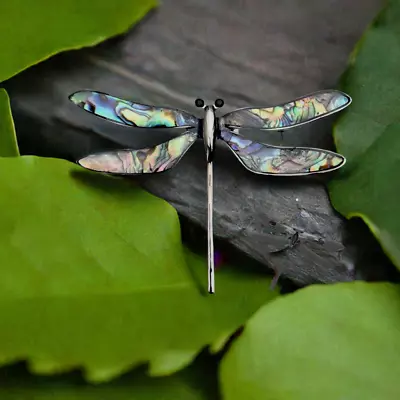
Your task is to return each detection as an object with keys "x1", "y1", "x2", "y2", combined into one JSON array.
[
  {"x1": 69, "y1": 90, "x2": 198, "y2": 129},
  {"x1": 219, "y1": 129, "x2": 345, "y2": 176},
  {"x1": 77, "y1": 130, "x2": 198, "y2": 175},
  {"x1": 221, "y1": 90, "x2": 351, "y2": 130}
]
